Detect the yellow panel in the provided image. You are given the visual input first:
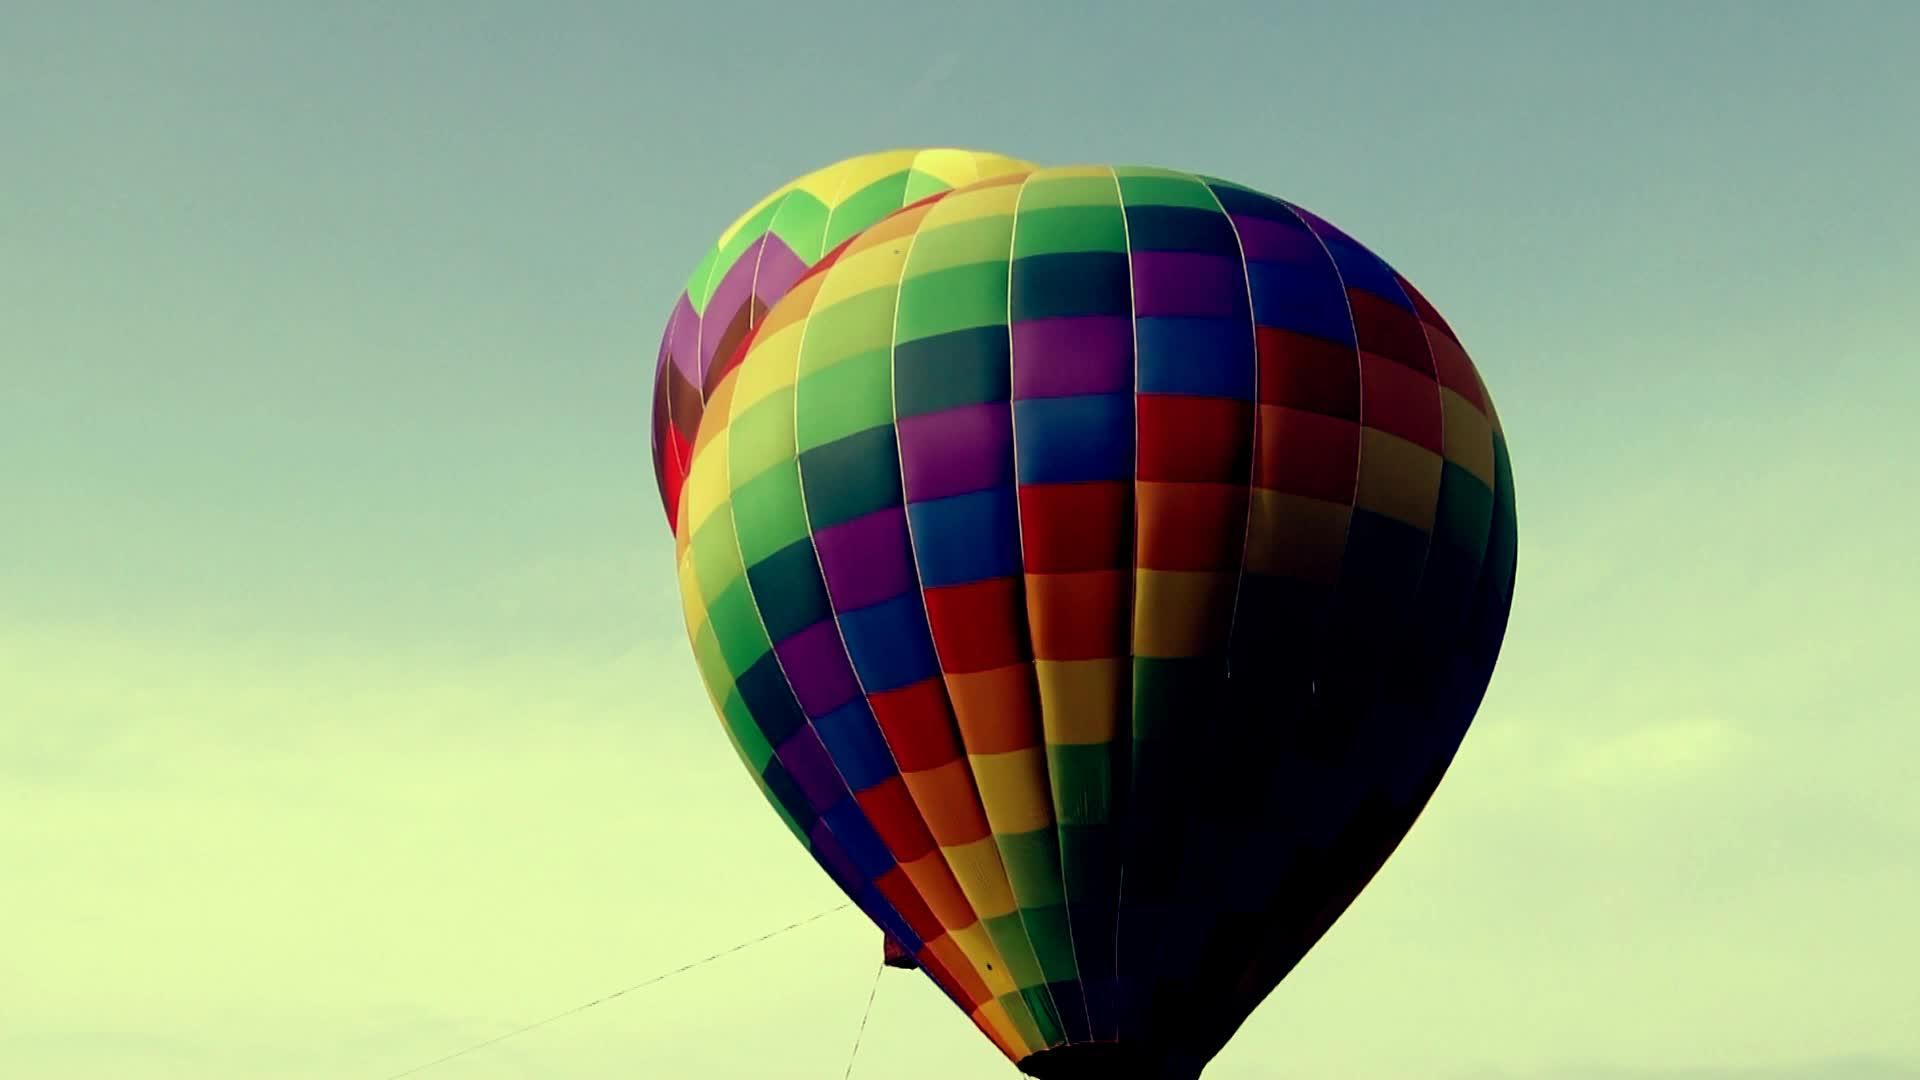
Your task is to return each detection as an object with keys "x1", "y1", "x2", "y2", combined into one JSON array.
[
  {"x1": 1245, "y1": 490, "x2": 1351, "y2": 585},
  {"x1": 1440, "y1": 386, "x2": 1497, "y2": 488},
  {"x1": 942, "y1": 835, "x2": 1019, "y2": 919},
  {"x1": 972, "y1": 1000, "x2": 1030, "y2": 1061},
  {"x1": 900, "y1": 852, "x2": 977, "y2": 931},
  {"x1": 1132, "y1": 569, "x2": 1238, "y2": 658},
  {"x1": 1033, "y1": 659, "x2": 1127, "y2": 745},
  {"x1": 953, "y1": 925, "x2": 1020, "y2": 1001},
  {"x1": 910, "y1": 147, "x2": 1024, "y2": 187},
  {"x1": 1033, "y1": 164, "x2": 1119, "y2": 181},
  {"x1": 923, "y1": 179, "x2": 1027, "y2": 227},
  {"x1": 788, "y1": 156, "x2": 861, "y2": 203},
  {"x1": 968, "y1": 748, "x2": 1055, "y2": 835},
  {"x1": 811, "y1": 244, "x2": 909, "y2": 309},
  {"x1": 727, "y1": 322, "x2": 804, "y2": 415},
  {"x1": 1355, "y1": 428, "x2": 1444, "y2": 531},
  {"x1": 679, "y1": 431, "x2": 731, "y2": 536},
  {"x1": 823, "y1": 149, "x2": 920, "y2": 202},
  {"x1": 676, "y1": 553, "x2": 706, "y2": 636}
]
